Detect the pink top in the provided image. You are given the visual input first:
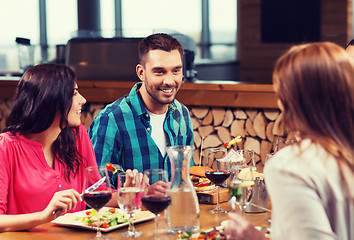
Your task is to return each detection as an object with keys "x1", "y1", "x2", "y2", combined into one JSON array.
[{"x1": 0, "y1": 124, "x2": 100, "y2": 214}]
